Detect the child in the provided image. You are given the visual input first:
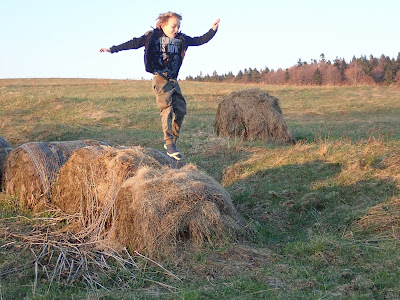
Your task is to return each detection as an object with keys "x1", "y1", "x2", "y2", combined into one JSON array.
[{"x1": 100, "y1": 12, "x2": 220, "y2": 160}]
